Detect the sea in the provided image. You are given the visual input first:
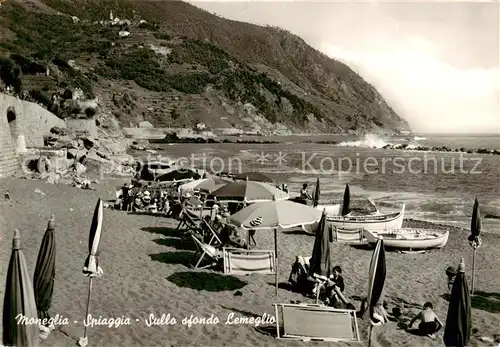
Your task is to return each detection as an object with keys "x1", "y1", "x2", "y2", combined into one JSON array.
[{"x1": 141, "y1": 133, "x2": 500, "y2": 233}]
